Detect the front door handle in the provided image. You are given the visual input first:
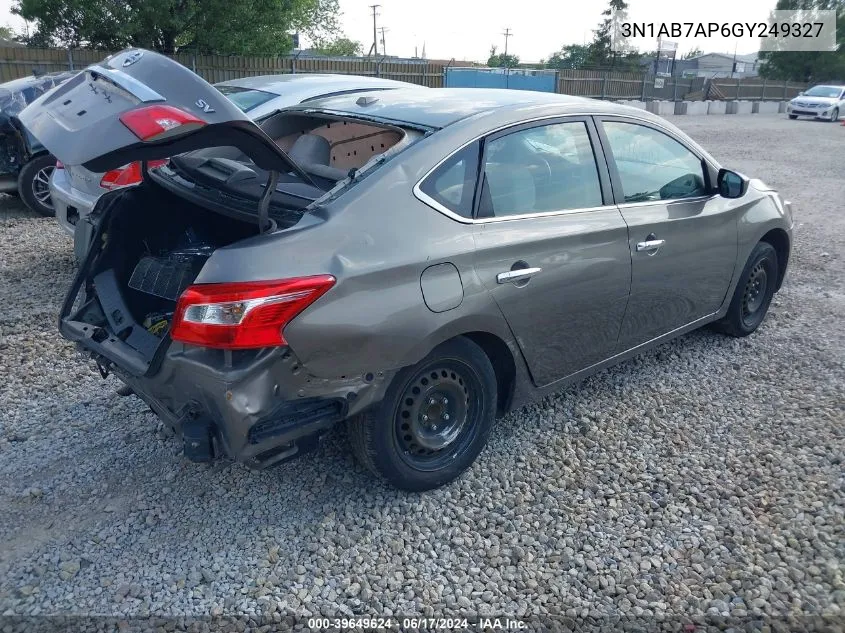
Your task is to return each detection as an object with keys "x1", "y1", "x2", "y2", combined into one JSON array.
[
  {"x1": 497, "y1": 267, "x2": 542, "y2": 284},
  {"x1": 636, "y1": 239, "x2": 666, "y2": 253}
]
